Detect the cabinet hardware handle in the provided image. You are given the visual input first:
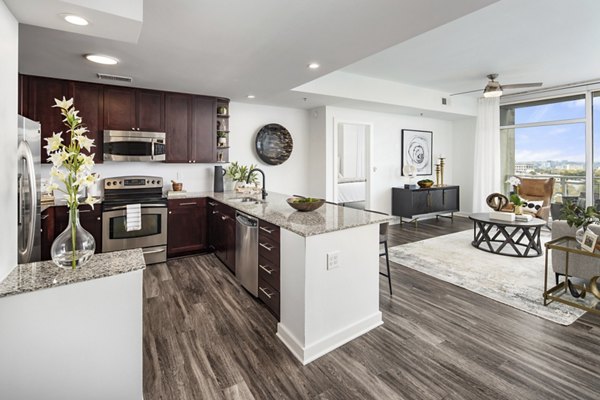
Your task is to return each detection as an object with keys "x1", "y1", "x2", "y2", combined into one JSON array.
[
  {"x1": 179, "y1": 202, "x2": 197, "y2": 206},
  {"x1": 259, "y1": 242, "x2": 274, "y2": 251},
  {"x1": 168, "y1": 211, "x2": 172, "y2": 214},
  {"x1": 208, "y1": 202, "x2": 217, "y2": 206},
  {"x1": 97, "y1": 217, "x2": 101, "y2": 220},
  {"x1": 143, "y1": 248, "x2": 165, "y2": 255},
  {"x1": 221, "y1": 215, "x2": 227, "y2": 220},
  {"x1": 259, "y1": 226, "x2": 274, "y2": 234},
  {"x1": 259, "y1": 286, "x2": 274, "y2": 299},
  {"x1": 41, "y1": 214, "x2": 49, "y2": 220},
  {"x1": 259, "y1": 264, "x2": 273, "y2": 274},
  {"x1": 212, "y1": 211, "x2": 219, "y2": 214},
  {"x1": 79, "y1": 209, "x2": 92, "y2": 213}
]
